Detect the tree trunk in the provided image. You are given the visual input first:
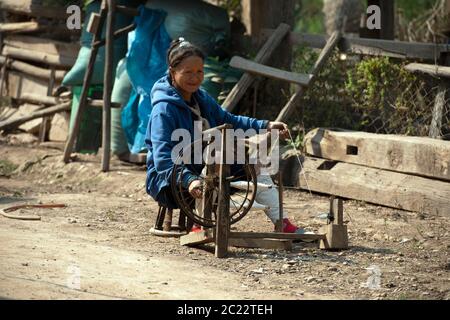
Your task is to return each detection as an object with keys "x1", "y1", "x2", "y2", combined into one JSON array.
[
  {"x1": 323, "y1": 0, "x2": 364, "y2": 35},
  {"x1": 241, "y1": 0, "x2": 296, "y2": 120},
  {"x1": 443, "y1": 0, "x2": 450, "y2": 37}
]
